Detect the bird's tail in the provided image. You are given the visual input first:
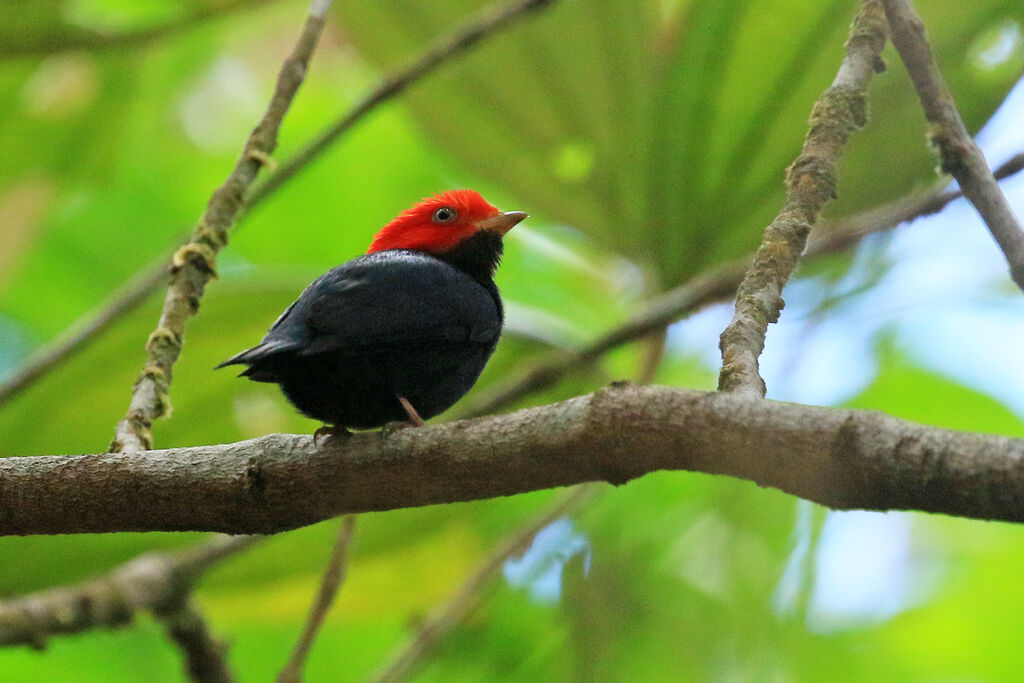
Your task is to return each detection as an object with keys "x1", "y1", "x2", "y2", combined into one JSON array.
[
  {"x1": 215, "y1": 343, "x2": 292, "y2": 382},
  {"x1": 214, "y1": 347, "x2": 259, "y2": 370}
]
